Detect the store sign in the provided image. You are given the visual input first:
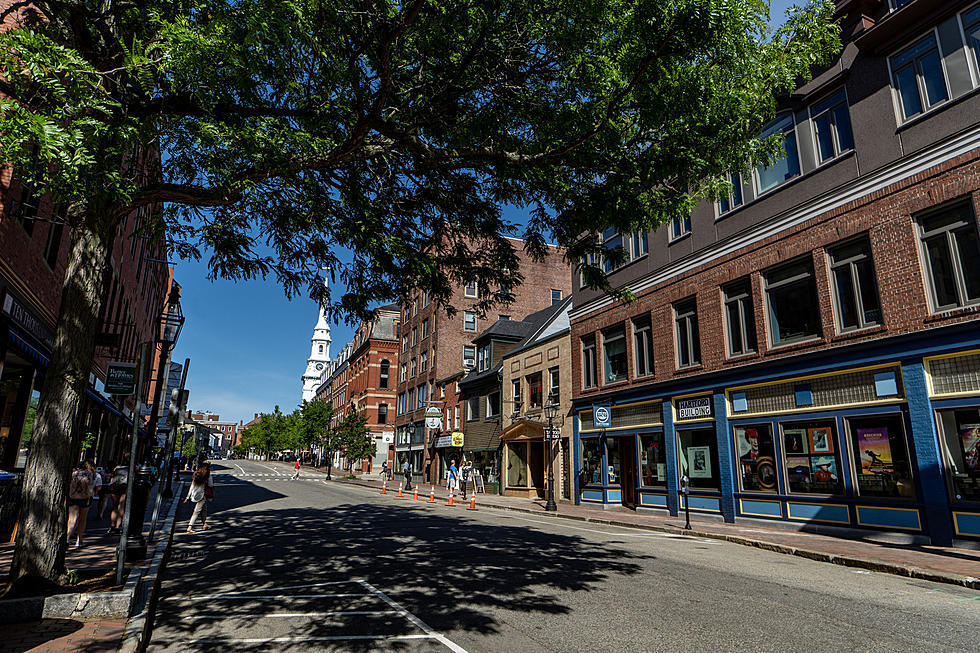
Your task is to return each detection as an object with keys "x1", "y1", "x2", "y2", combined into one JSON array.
[
  {"x1": 381, "y1": 431, "x2": 395, "y2": 444},
  {"x1": 105, "y1": 362, "x2": 138, "y2": 395},
  {"x1": 451, "y1": 431, "x2": 464, "y2": 447},
  {"x1": 434, "y1": 435, "x2": 453, "y2": 448},
  {"x1": 593, "y1": 404, "x2": 612, "y2": 428},
  {"x1": 3, "y1": 293, "x2": 54, "y2": 349},
  {"x1": 425, "y1": 415, "x2": 442, "y2": 429},
  {"x1": 677, "y1": 396, "x2": 713, "y2": 420}
]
